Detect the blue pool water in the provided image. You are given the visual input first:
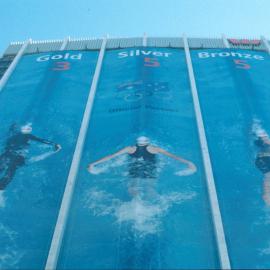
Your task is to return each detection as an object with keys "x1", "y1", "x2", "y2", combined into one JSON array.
[{"x1": 1, "y1": 46, "x2": 270, "y2": 269}]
